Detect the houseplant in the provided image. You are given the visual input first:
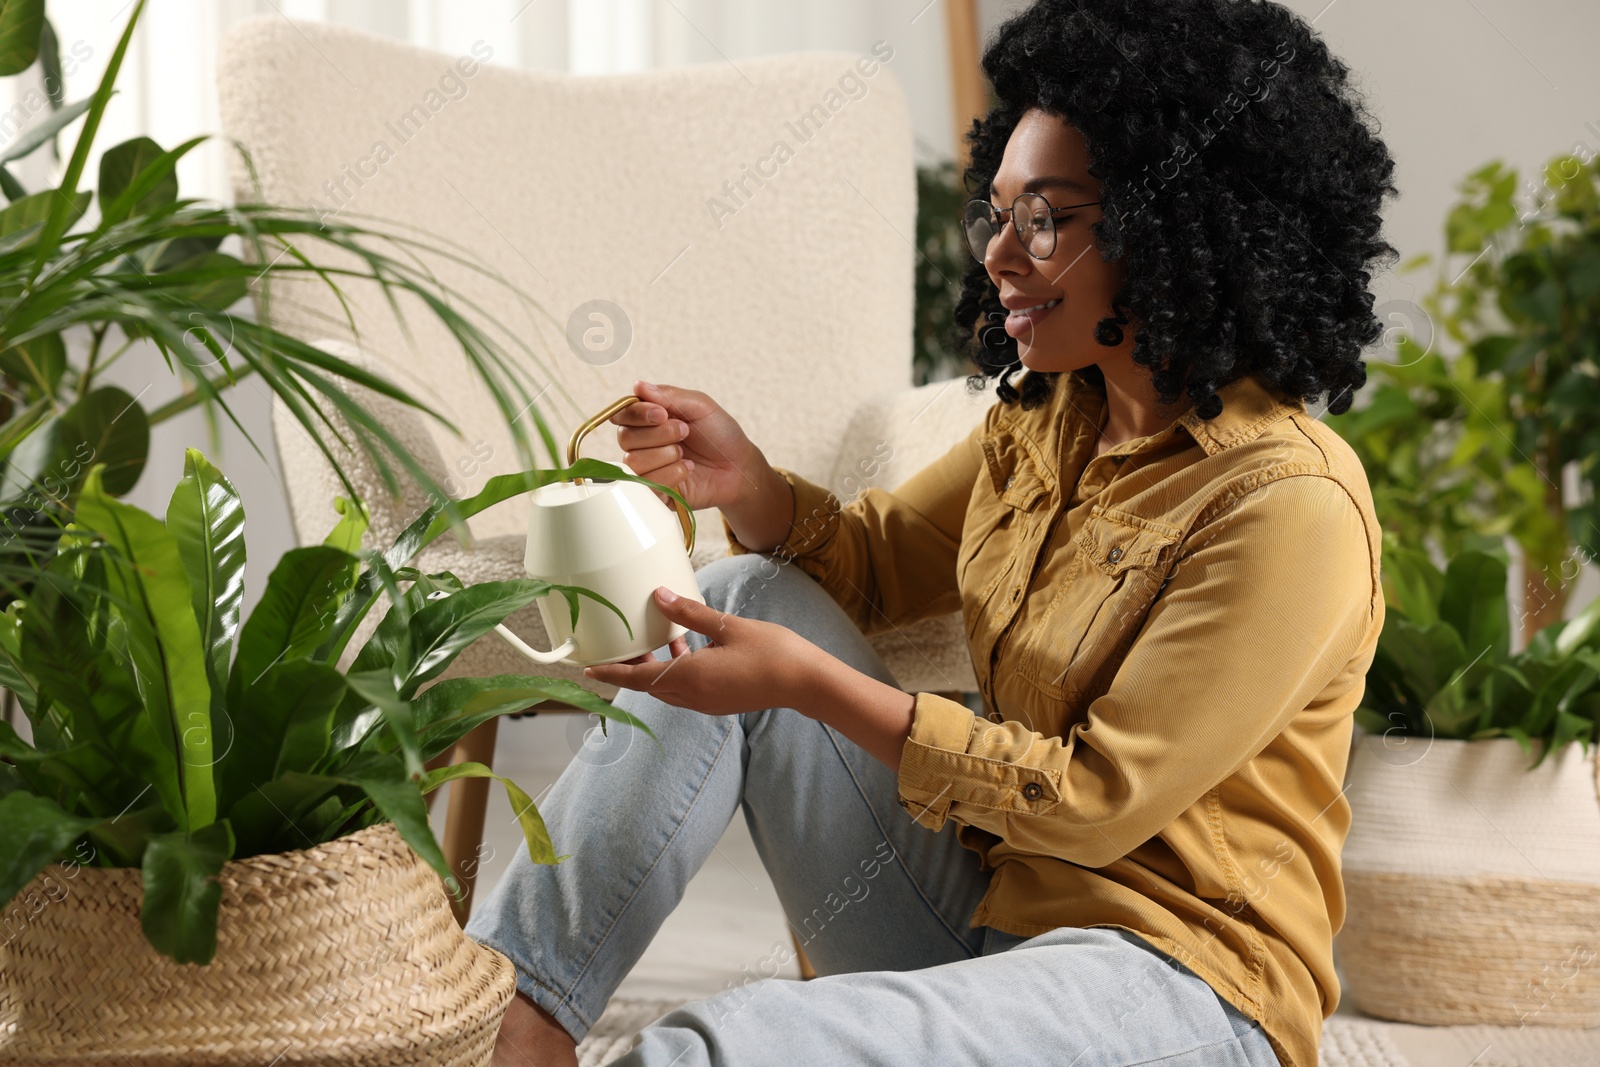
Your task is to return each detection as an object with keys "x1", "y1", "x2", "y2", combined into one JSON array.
[
  {"x1": 0, "y1": 0, "x2": 565, "y2": 626},
  {"x1": 0, "y1": 448, "x2": 670, "y2": 1062},
  {"x1": 1338, "y1": 544, "x2": 1600, "y2": 1026},
  {"x1": 1332, "y1": 148, "x2": 1600, "y2": 643}
]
